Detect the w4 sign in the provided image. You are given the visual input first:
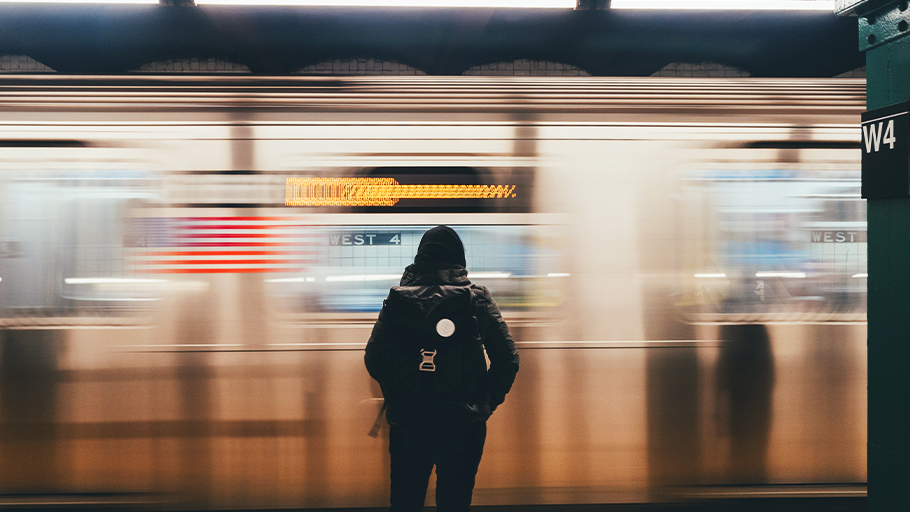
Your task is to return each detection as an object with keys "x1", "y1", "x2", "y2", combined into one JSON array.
[
  {"x1": 861, "y1": 102, "x2": 910, "y2": 199},
  {"x1": 863, "y1": 118, "x2": 897, "y2": 153}
]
